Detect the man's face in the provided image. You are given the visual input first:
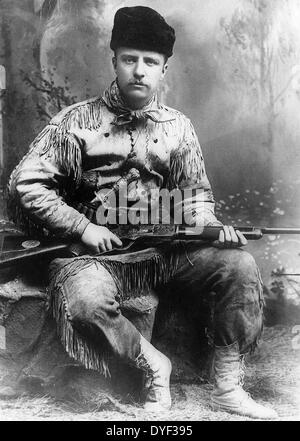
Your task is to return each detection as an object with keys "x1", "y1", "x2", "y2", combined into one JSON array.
[{"x1": 113, "y1": 47, "x2": 168, "y2": 109}]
